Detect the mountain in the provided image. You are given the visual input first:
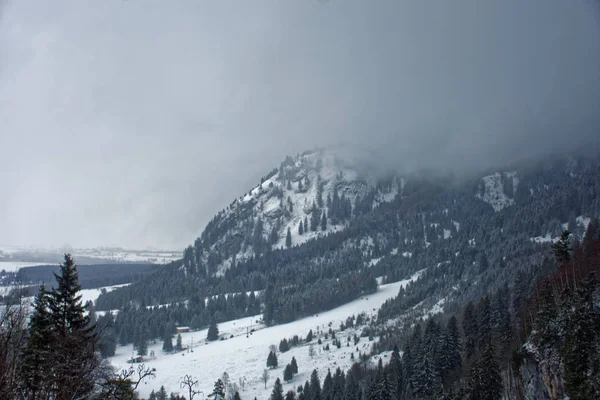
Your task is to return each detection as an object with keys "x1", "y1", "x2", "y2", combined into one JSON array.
[{"x1": 96, "y1": 150, "x2": 600, "y2": 336}]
